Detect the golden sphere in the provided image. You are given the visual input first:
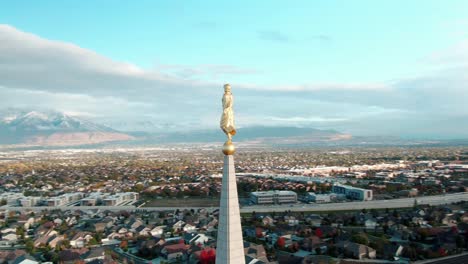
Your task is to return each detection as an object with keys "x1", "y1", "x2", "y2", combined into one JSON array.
[{"x1": 222, "y1": 141, "x2": 236, "y2": 155}]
